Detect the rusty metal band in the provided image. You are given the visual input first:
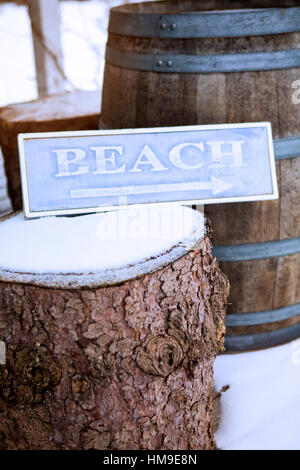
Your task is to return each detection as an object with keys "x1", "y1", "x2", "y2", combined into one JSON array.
[
  {"x1": 105, "y1": 47, "x2": 300, "y2": 74},
  {"x1": 108, "y1": 5, "x2": 300, "y2": 38},
  {"x1": 224, "y1": 322, "x2": 300, "y2": 351}
]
